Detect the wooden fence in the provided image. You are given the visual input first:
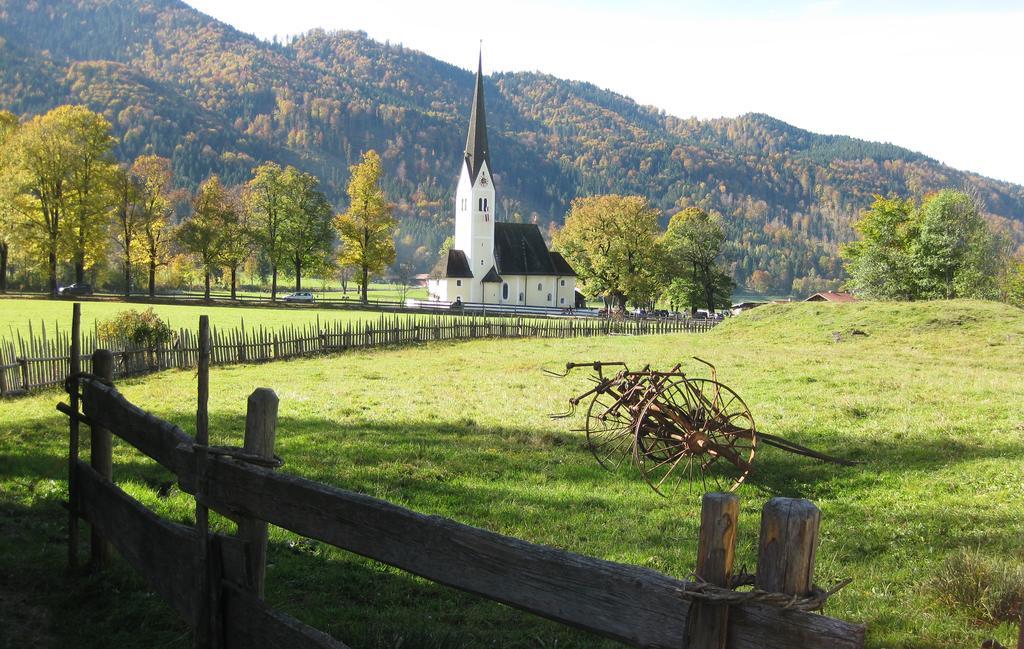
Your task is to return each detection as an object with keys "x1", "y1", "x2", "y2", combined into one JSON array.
[
  {"x1": 2, "y1": 311, "x2": 716, "y2": 398},
  {"x1": 58, "y1": 340, "x2": 867, "y2": 649}
]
